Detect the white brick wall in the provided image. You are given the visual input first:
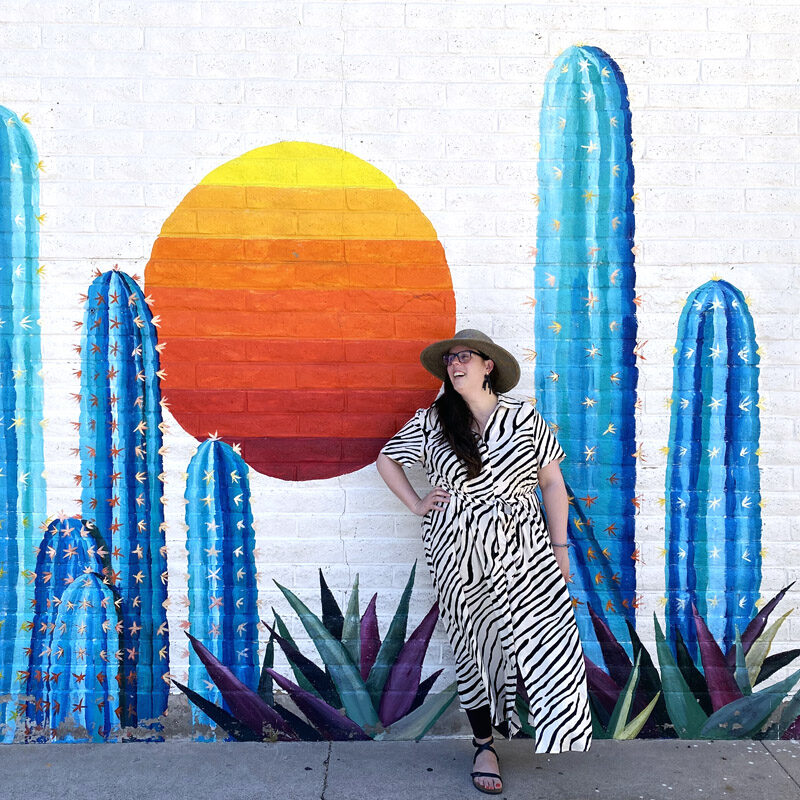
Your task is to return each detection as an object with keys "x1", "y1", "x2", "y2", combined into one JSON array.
[{"x1": 2, "y1": 0, "x2": 798, "y2": 701}]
